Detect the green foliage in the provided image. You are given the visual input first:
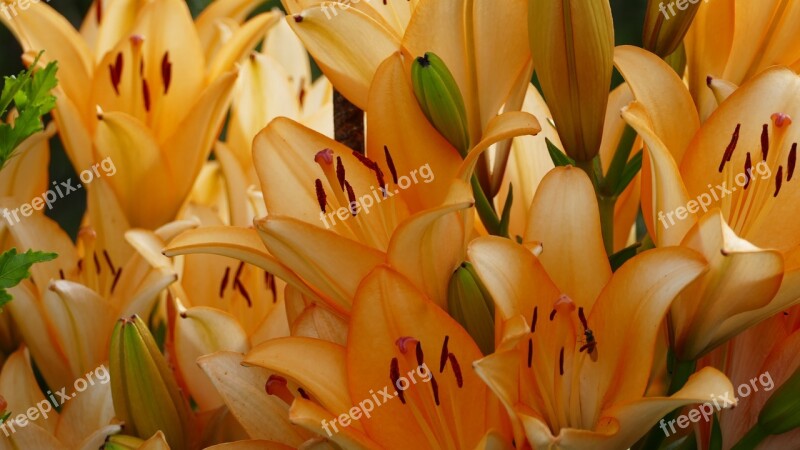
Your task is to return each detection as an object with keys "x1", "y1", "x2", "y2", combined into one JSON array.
[
  {"x1": 0, "y1": 52, "x2": 58, "y2": 171},
  {"x1": 0, "y1": 248, "x2": 57, "y2": 308}
]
